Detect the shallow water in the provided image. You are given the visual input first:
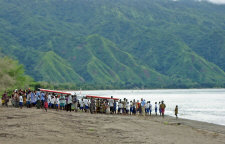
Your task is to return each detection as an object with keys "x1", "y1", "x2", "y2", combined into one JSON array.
[{"x1": 69, "y1": 89, "x2": 225, "y2": 126}]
